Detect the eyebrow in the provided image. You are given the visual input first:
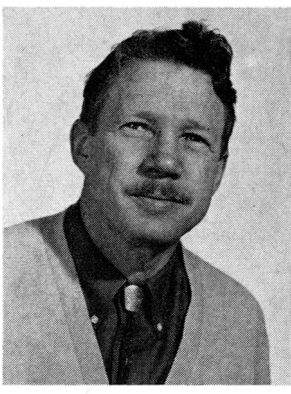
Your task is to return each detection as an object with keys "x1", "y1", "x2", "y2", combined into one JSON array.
[
  {"x1": 133, "y1": 111, "x2": 209, "y2": 132},
  {"x1": 183, "y1": 118, "x2": 210, "y2": 132}
]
